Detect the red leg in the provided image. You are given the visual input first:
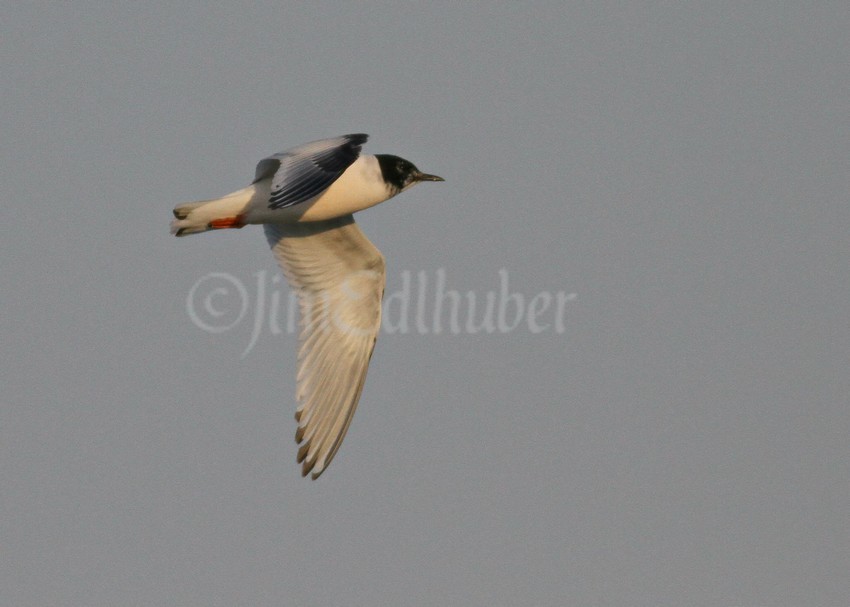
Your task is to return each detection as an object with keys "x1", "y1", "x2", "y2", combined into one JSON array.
[{"x1": 209, "y1": 214, "x2": 247, "y2": 230}]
